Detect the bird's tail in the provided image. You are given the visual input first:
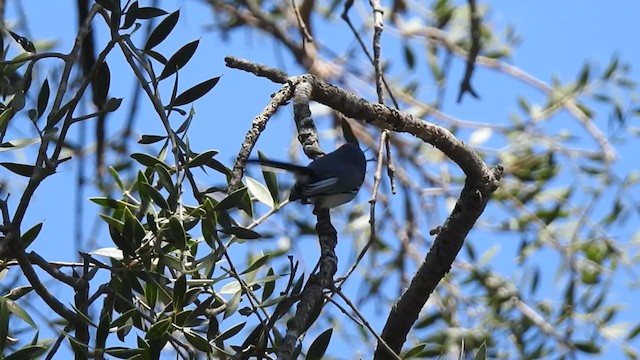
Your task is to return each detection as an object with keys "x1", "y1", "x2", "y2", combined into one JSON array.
[{"x1": 246, "y1": 159, "x2": 310, "y2": 175}]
